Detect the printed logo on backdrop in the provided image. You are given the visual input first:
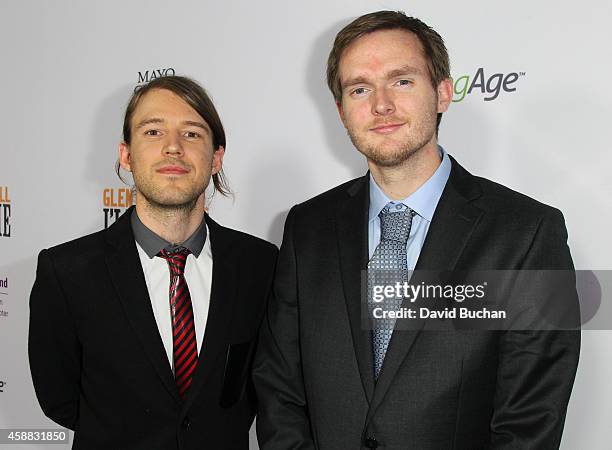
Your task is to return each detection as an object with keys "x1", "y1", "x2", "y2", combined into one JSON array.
[
  {"x1": 0, "y1": 186, "x2": 10, "y2": 238},
  {"x1": 451, "y1": 68, "x2": 526, "y2": 102},
  {"x1": 102, "y1": 188, "x2": 133, "y2": 229},
  {"x1": 135, "y1": 68, "x2": 176, "y2": 91},
  {"x1": 0, "y1": 275, "x2": 7, "y2": 319},
  {"x1": 0, "y1": 380, "x2": 5, "y2": 393}
]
